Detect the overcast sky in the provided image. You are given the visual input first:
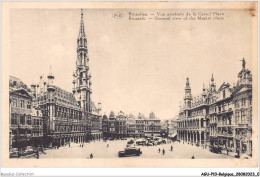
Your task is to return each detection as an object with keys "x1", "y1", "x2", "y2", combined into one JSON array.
[{"x1": 10, "y1": 9, "x2": 252, "y2": 120}]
